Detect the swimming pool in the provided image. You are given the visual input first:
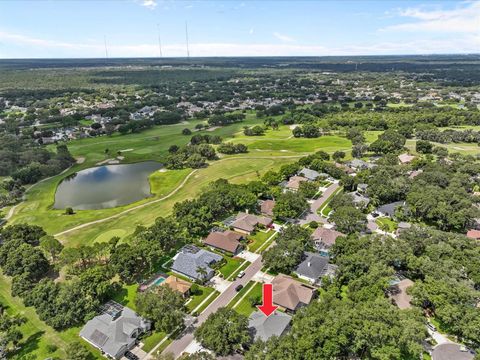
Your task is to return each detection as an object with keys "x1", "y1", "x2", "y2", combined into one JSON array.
[{"x1": 151, "y1": 276, "x2": 167, "y2": 286}]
